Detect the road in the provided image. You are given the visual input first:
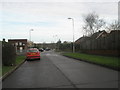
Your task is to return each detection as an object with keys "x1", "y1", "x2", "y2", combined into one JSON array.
[{"x1": 2, "y1": 51, "x2": 119, "y2": 88}]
